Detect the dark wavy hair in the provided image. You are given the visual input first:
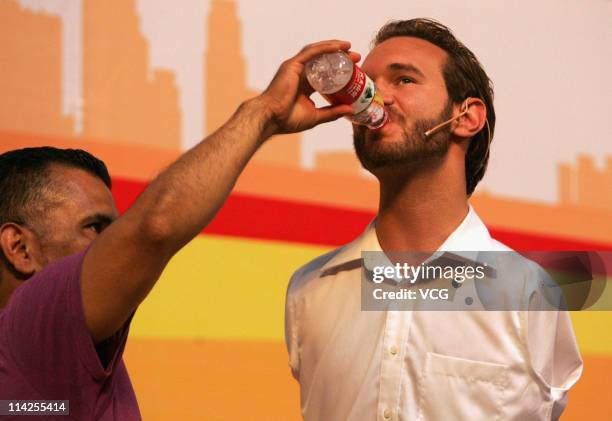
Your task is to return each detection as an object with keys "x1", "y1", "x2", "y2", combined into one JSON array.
[
  {"x1": 0, "y1": 146, "x2": 111, "y2": 227},
  {"x1": 373, "y1": 18, "x2": 495, "y2": 195}
]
